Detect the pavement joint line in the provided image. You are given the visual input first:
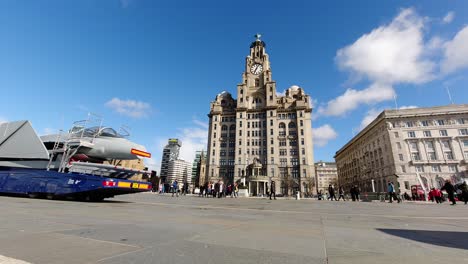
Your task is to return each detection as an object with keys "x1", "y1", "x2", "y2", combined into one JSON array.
[
  {"x1": 132, "y1": 201, "x2": 468, "y2": 220},
  {"x1": 319, "y1": 216, "x2": 329, "y2": 264},
  {"x1": 96, "y1": 247, "x2": 146, "y2": 263}
]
